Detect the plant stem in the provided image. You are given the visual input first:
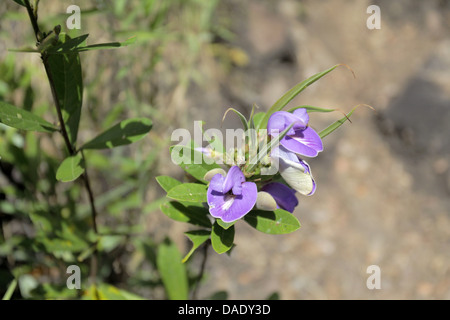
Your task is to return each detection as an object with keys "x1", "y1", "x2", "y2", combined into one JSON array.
[
  {"x1": 191, "y1": 242, "x2": 209, "y2": 300},
  {"x1": 80, "y1": 151, "x2": 99, "y2": 234},
  {"x1": 23, "y1": 0, "x2": 100, "y2": 284},
  {"x1": 24, "y1": 0, "x2": 41, "y2": 42}
]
